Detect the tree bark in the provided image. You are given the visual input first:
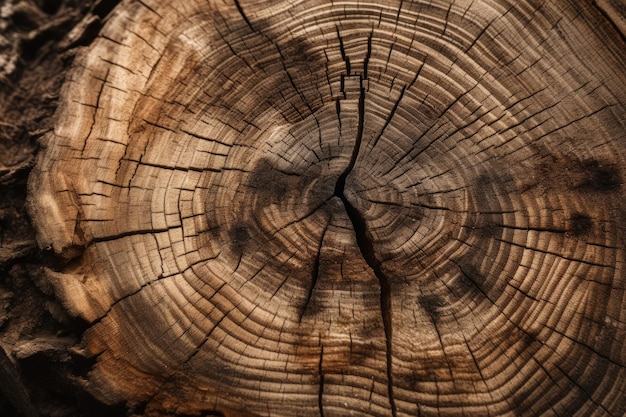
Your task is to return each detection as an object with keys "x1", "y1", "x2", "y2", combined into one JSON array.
[
  {"x1": 2, "y1": 0, "x2": 626, "y2": 416},
  {"x1": 1, "y1": 1, "x2": 125, "y2": 416}
]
